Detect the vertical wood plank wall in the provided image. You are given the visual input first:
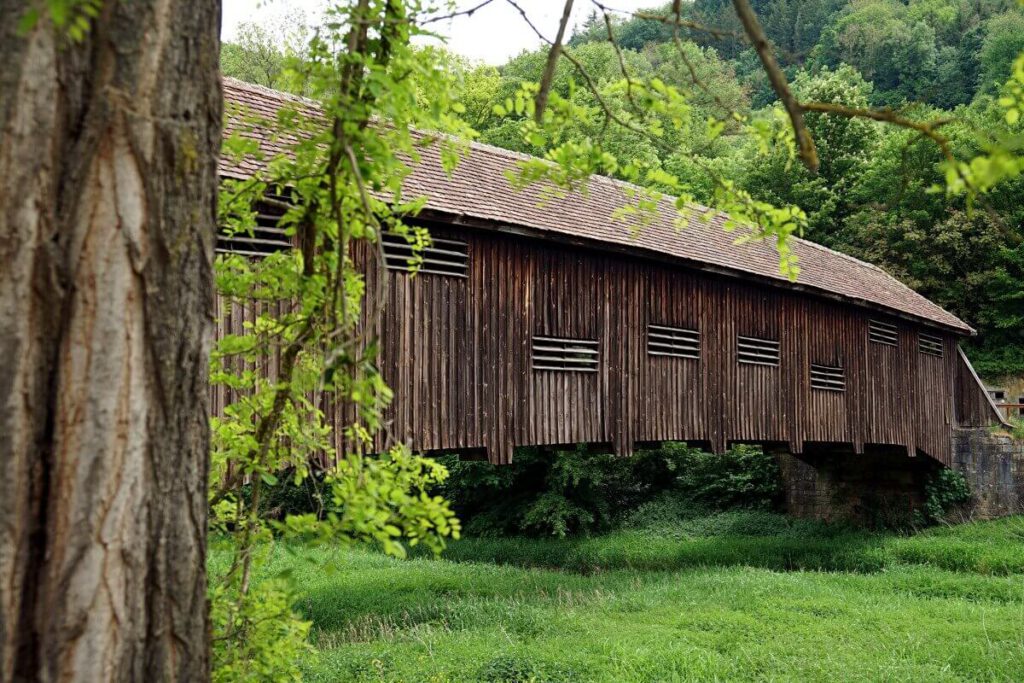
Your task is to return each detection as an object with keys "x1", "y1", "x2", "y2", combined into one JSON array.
[
  {"x1": 364, "y1": 223, "x2": 976, "y2": 466},
  {"x1": 215, "y1": 221, "x2": 993, "y2": 468}
]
